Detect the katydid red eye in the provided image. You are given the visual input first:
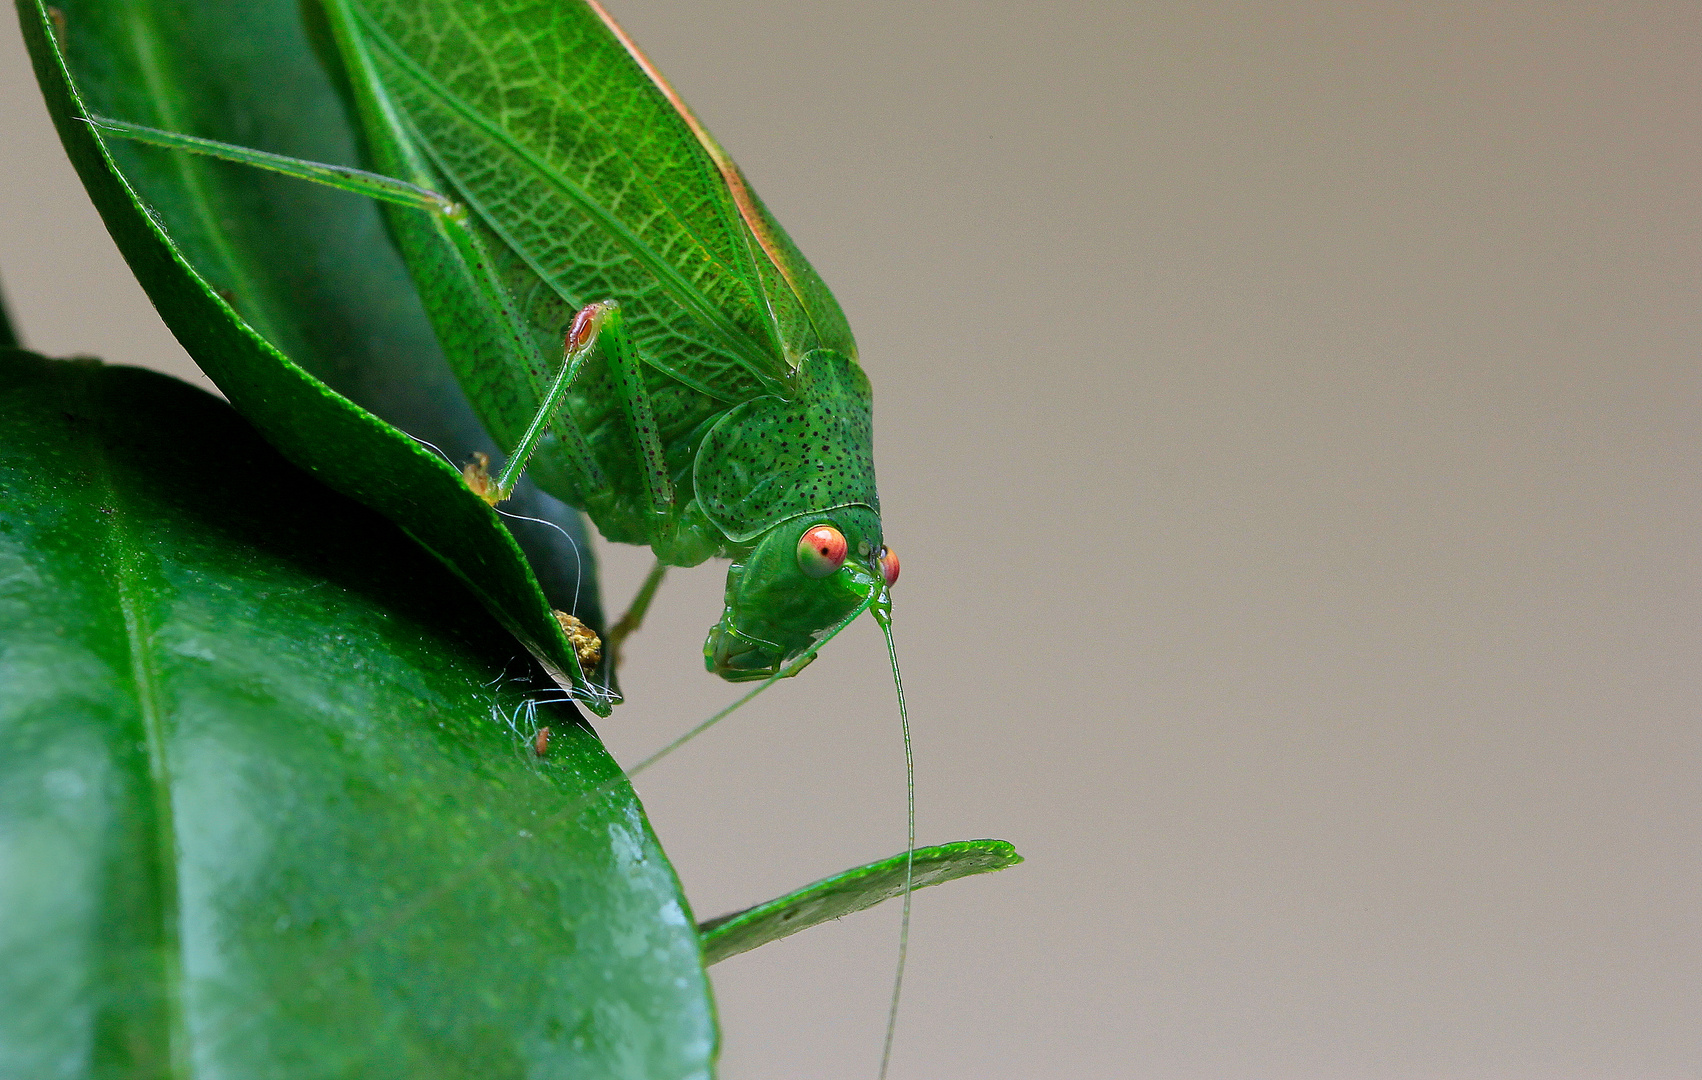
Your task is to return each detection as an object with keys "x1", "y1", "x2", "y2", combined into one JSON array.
[
  {"x1": 797, "y1": 525, "x2": 848, "y2": 578},
  {"x1": 878, "y1": 546, "x2": 900, "y2": 587}
]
